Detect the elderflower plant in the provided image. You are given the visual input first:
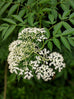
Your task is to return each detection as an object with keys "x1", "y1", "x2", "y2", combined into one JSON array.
[{"x1": 7, "y1": 28, "x2": 66, "y2": 81}]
